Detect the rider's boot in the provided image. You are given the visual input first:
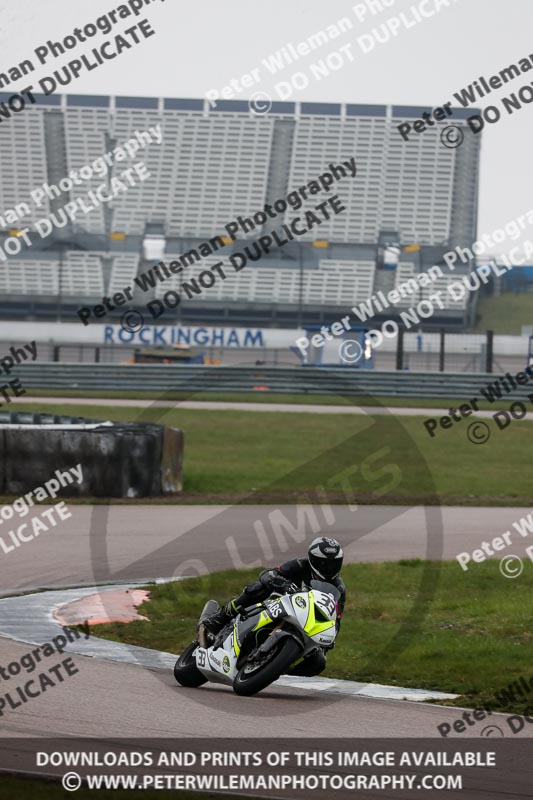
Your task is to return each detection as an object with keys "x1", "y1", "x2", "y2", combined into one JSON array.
[
  {"x1": 286, "y1": 649, "x2": 327, "y2": 677},
  {"x1": 202, "y1": 601, "x2": 233, "y2": 635}
]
